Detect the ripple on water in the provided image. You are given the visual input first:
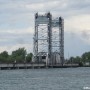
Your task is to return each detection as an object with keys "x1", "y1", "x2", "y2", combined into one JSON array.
[{"x1": 0, "y1": 67, "x2": 90, "y2": 90}]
